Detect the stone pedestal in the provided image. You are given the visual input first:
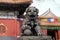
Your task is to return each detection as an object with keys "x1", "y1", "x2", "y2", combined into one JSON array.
[{"x1": 17, "y1": 36, "x2": 52, "y2": 40}]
